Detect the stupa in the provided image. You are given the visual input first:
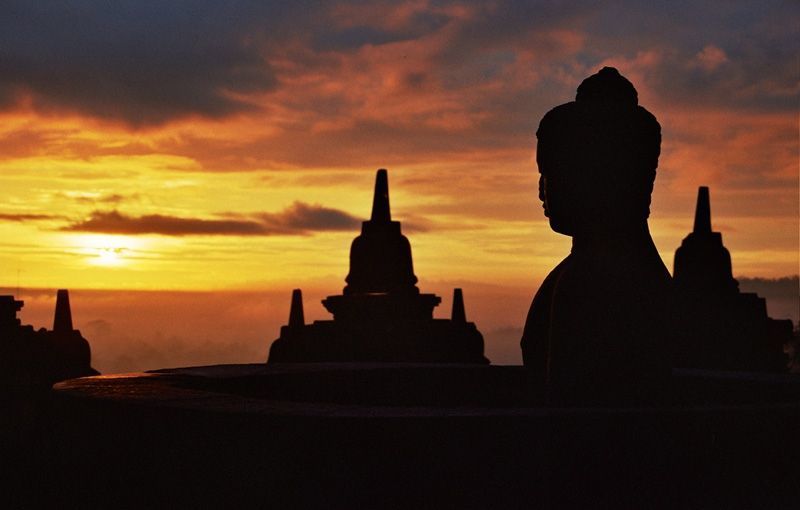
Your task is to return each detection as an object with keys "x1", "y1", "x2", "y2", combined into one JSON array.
[
  {"x1": 268, "y1": 169, "x2": 488, "y2": 364},
  {"x1": 0, "y1": 289, "x2": 97, "y2": 386},
  {"x1": 672, "y1": 187, "x2": 792, "y2": 371}
]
